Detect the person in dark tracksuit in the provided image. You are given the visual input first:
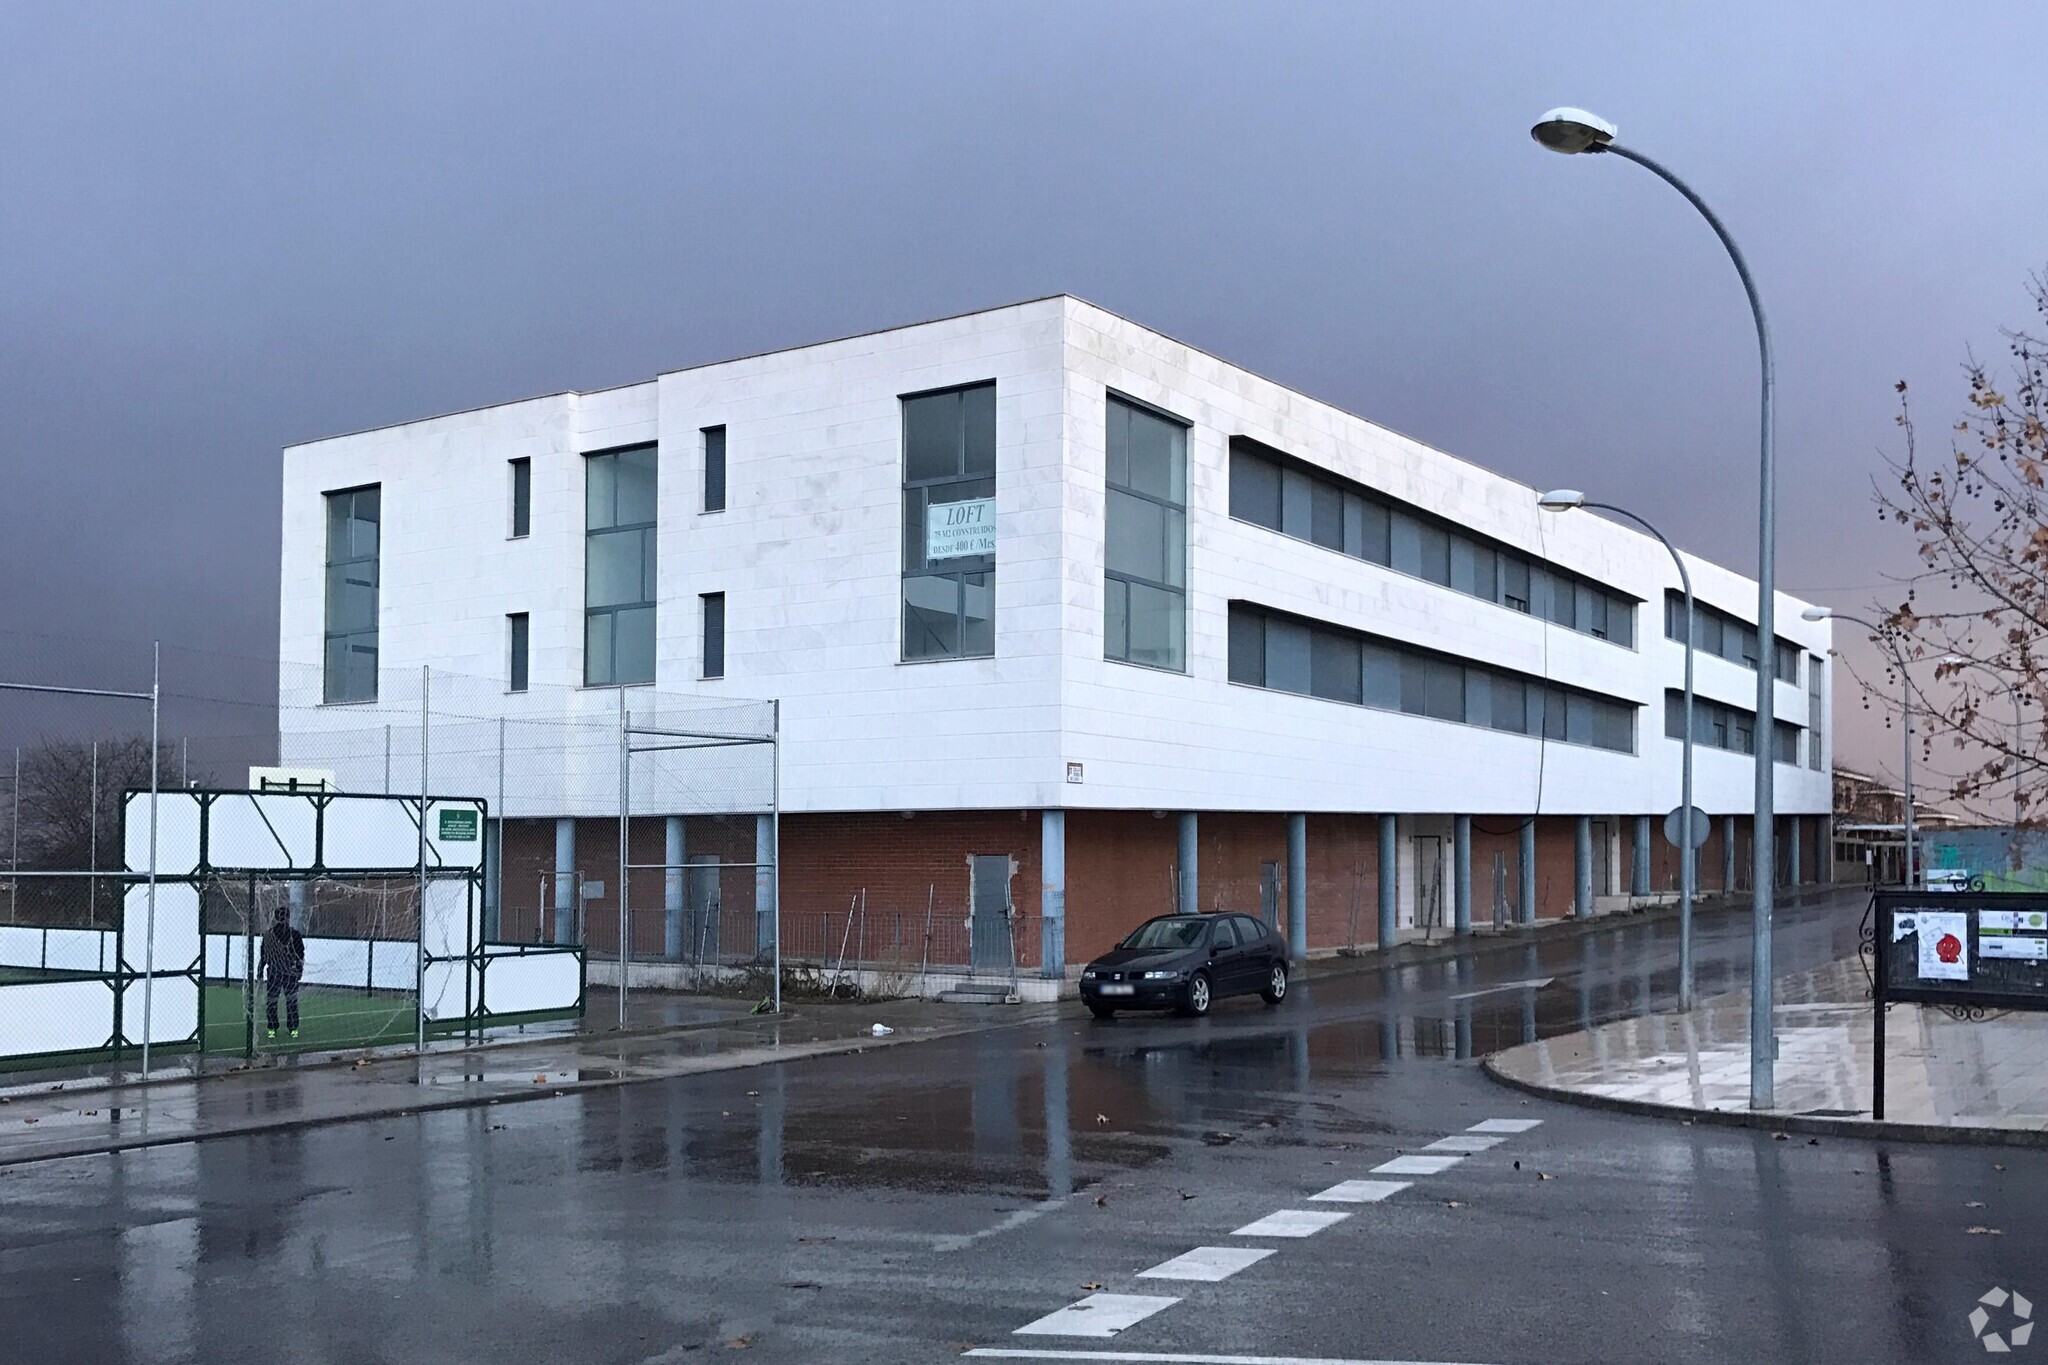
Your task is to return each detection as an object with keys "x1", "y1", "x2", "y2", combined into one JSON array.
[{"x1": 260, "y1": 907, "x2": 305, "y2": 1041}]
